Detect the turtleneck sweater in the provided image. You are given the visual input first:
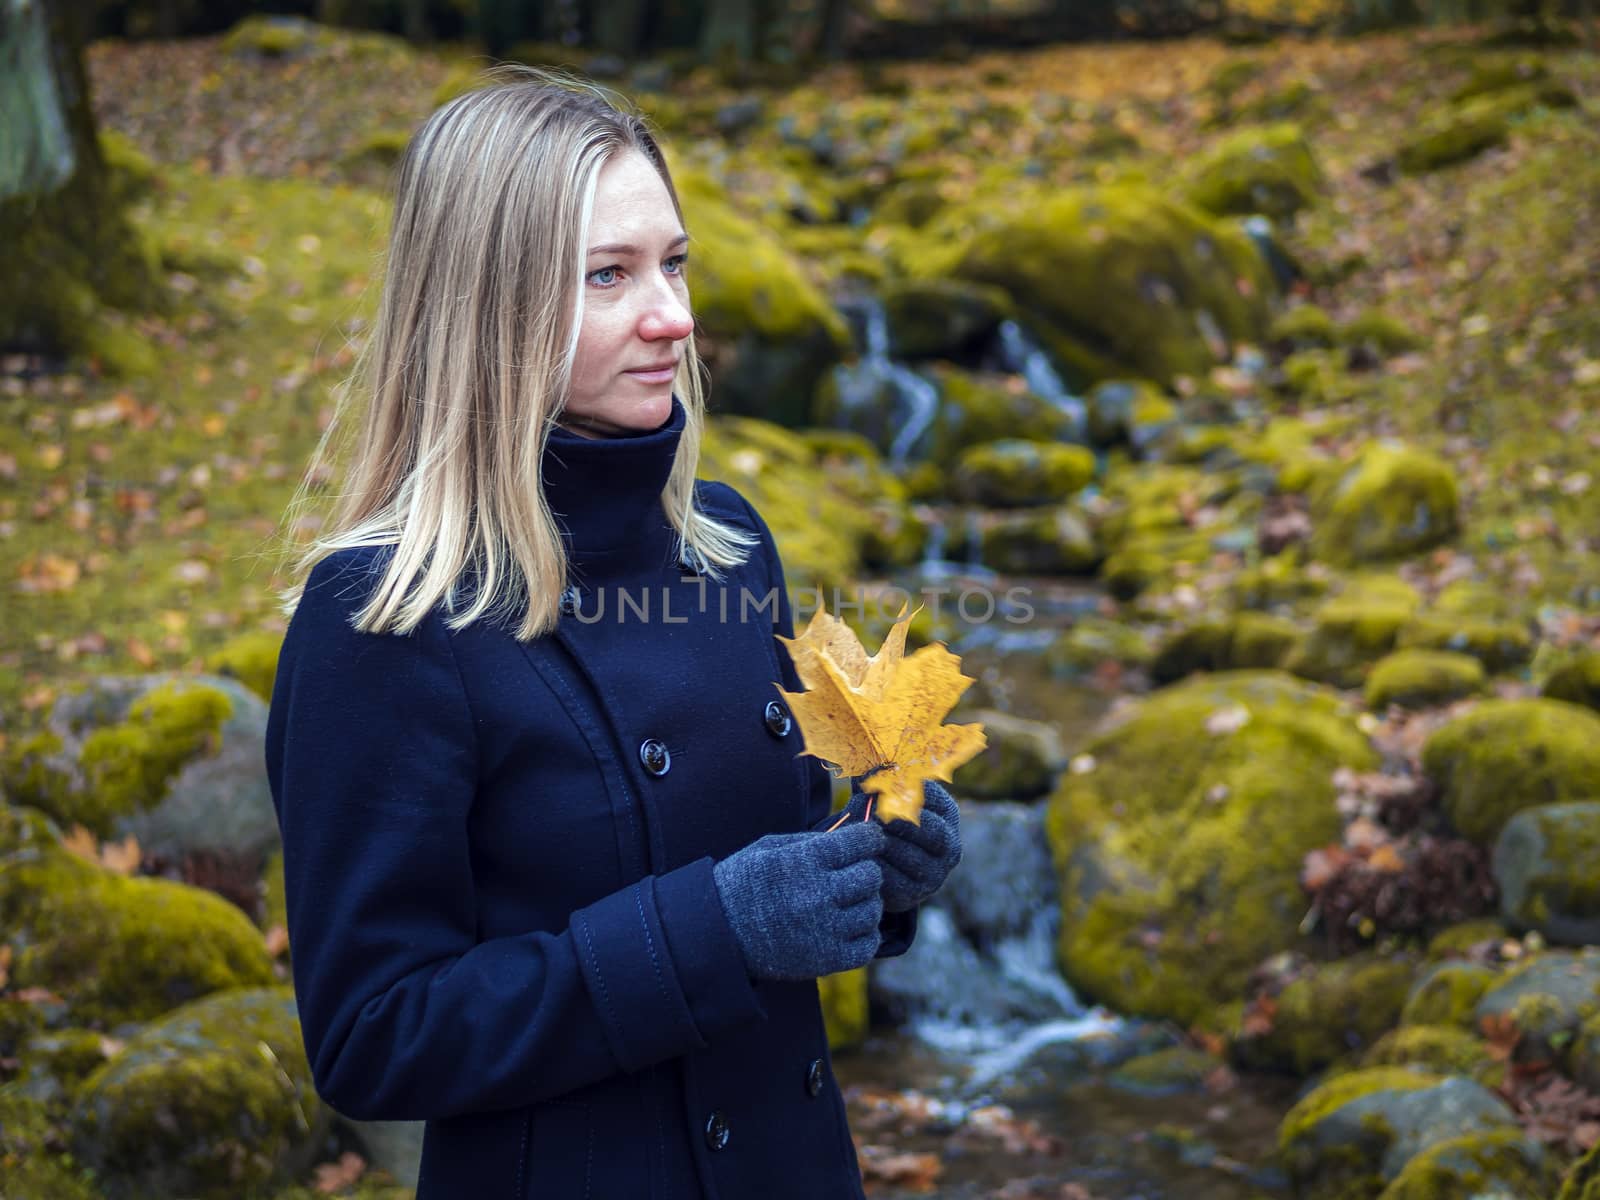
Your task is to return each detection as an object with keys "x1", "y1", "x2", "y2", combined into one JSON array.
[{"x1": 540, "y1": 395, "x2": 687, "y2": 576}]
